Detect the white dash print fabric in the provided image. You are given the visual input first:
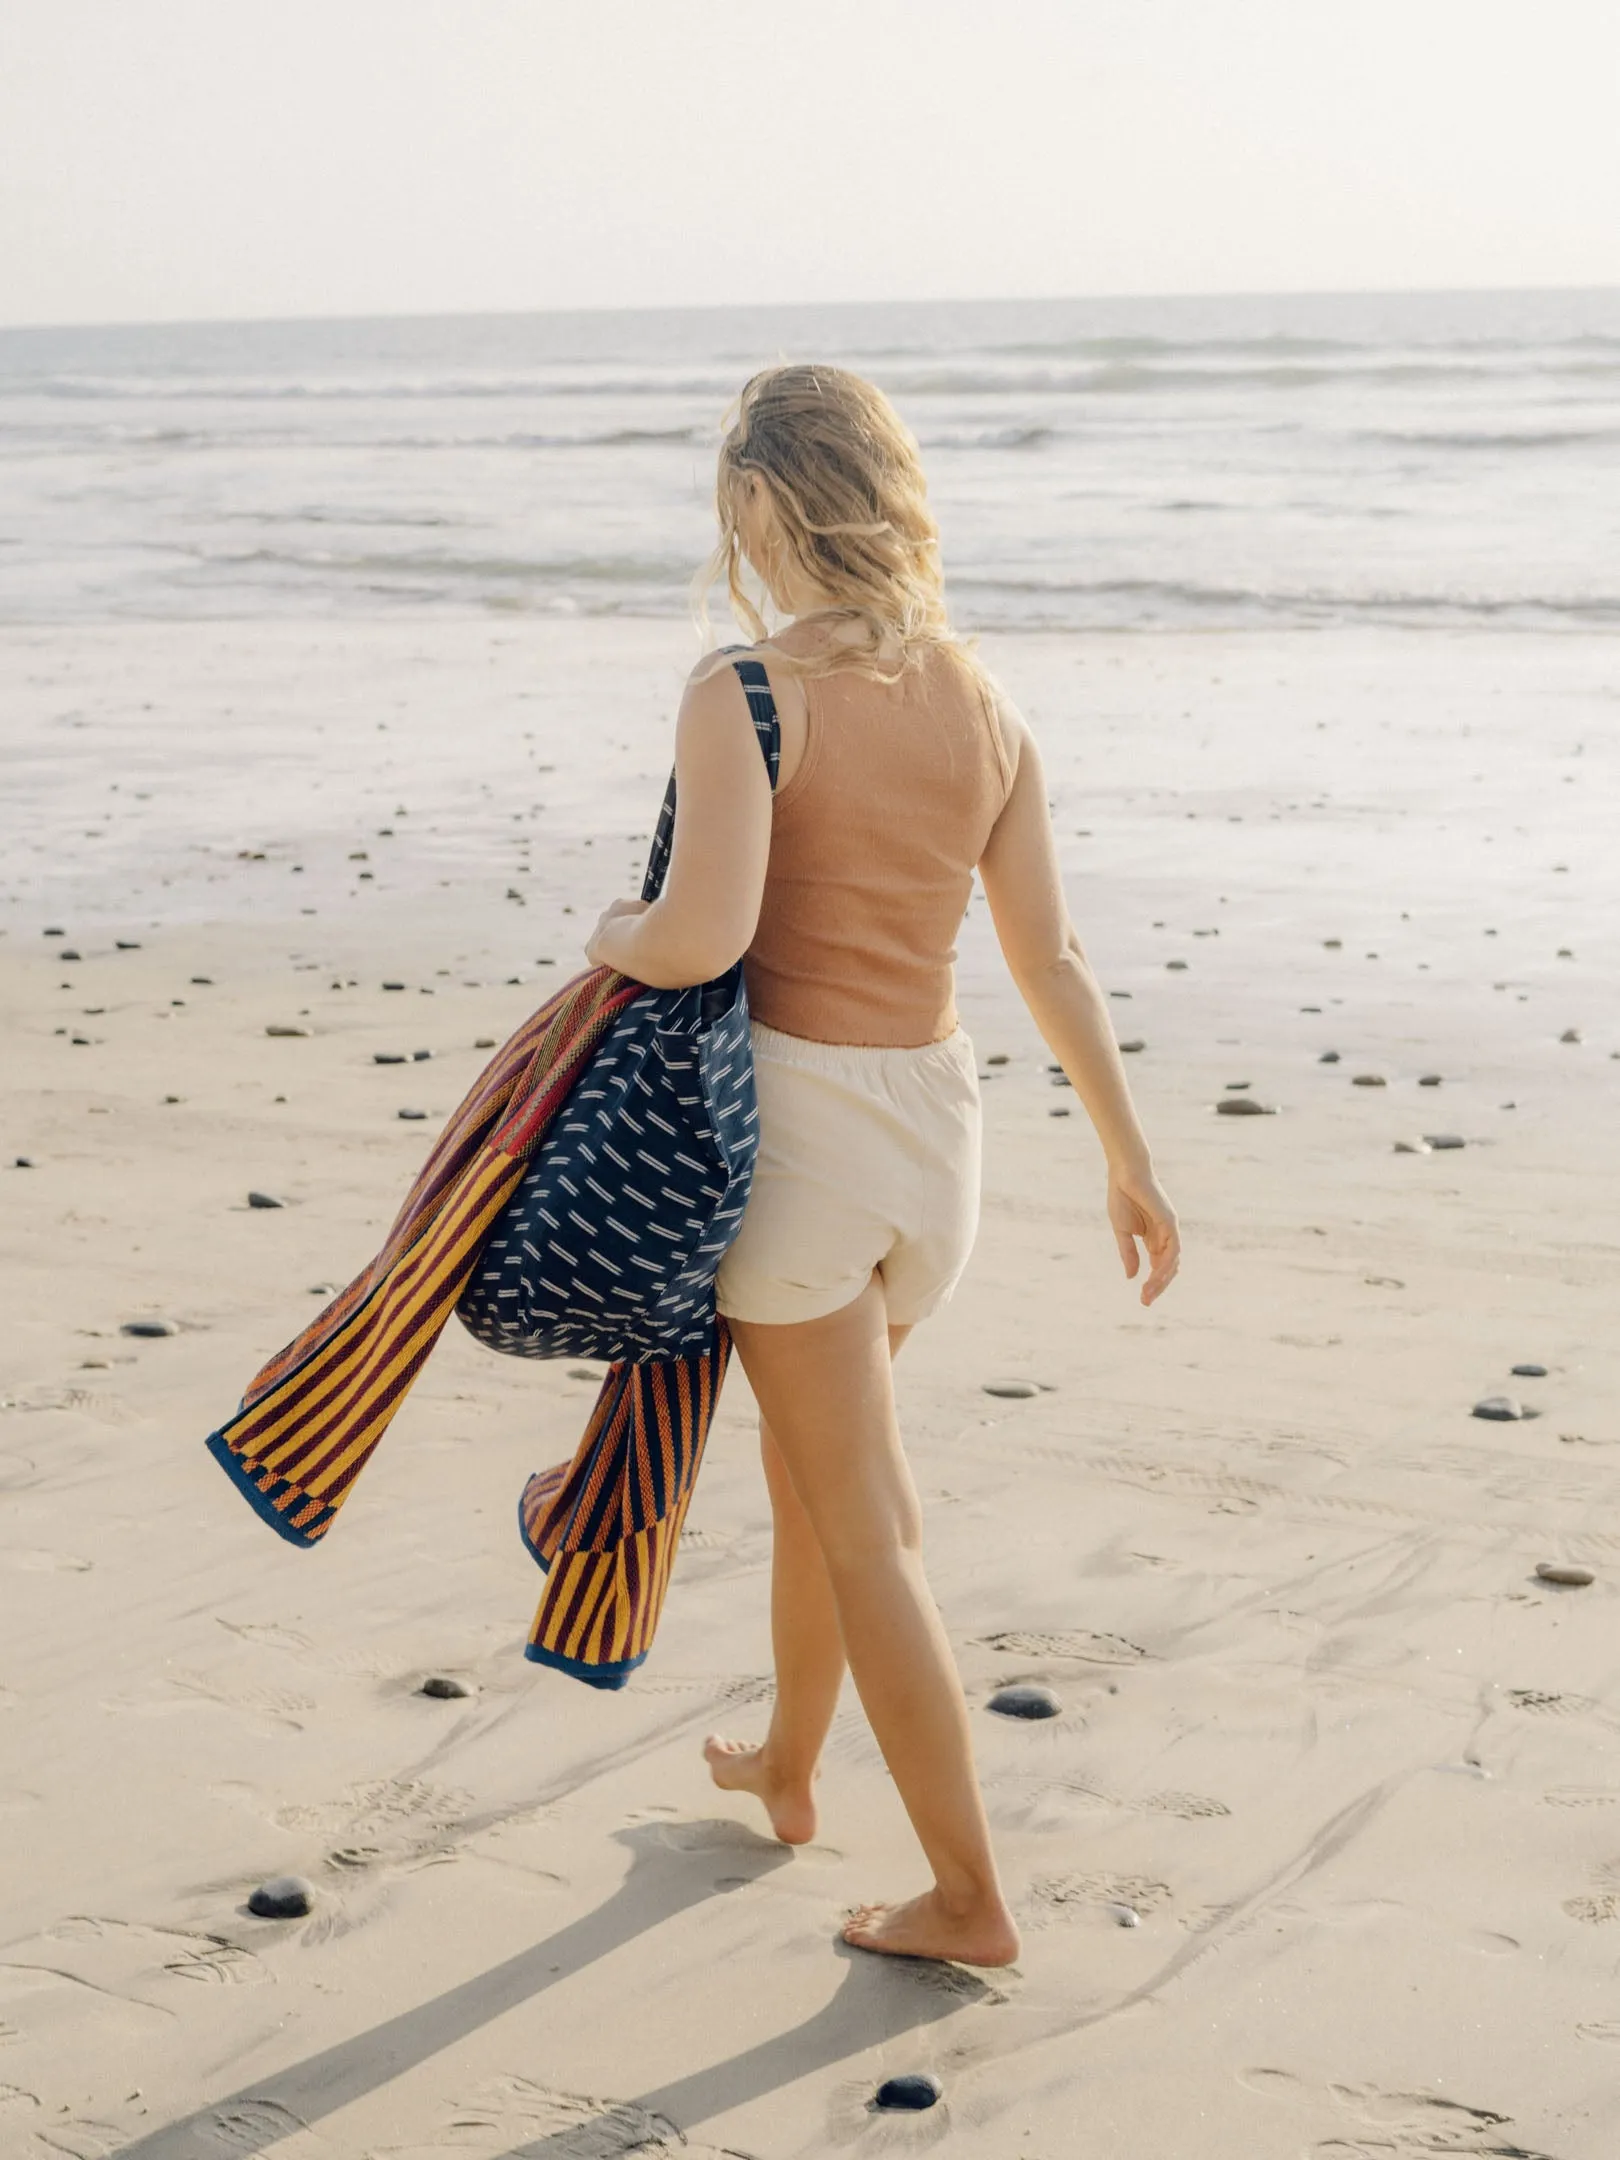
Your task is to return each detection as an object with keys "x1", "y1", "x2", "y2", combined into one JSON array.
[{"x1": 456, "y1": 656, "x2": 780, "y2": 1366}]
